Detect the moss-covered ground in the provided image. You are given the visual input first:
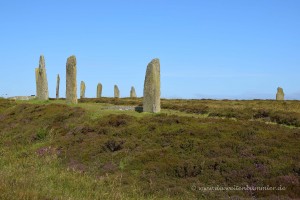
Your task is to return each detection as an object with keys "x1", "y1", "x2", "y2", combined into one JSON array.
[{"x1": 0, "y1": 98, "x2": 299, "y2": 199}]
